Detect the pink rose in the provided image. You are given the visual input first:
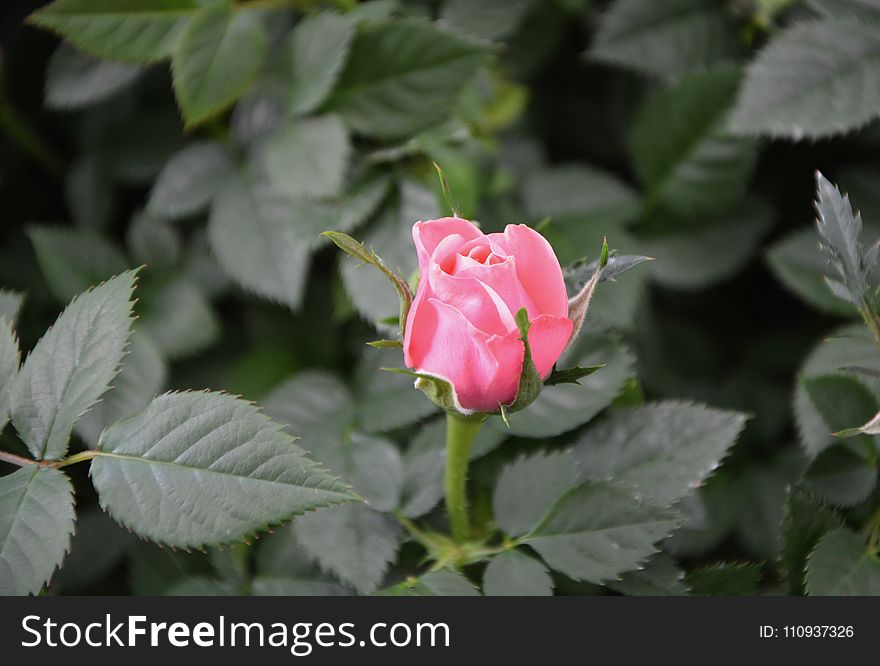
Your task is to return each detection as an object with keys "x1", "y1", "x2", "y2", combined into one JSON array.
[{"x1": 403, "y1": 217, "x2": 574, "y2": 413}]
